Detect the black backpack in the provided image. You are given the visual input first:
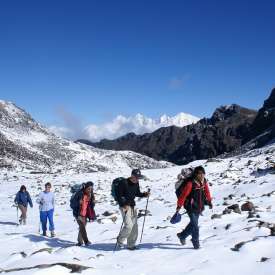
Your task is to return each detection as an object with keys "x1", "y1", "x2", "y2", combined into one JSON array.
[{"x1": 111, "y1": 177, "x2": 126, "y2": 201}]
